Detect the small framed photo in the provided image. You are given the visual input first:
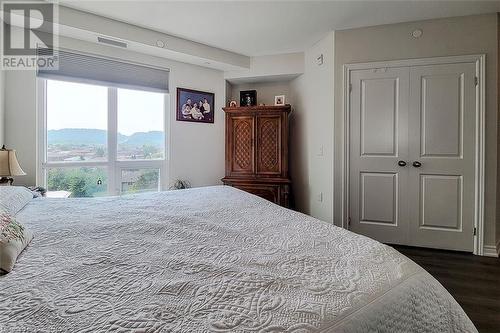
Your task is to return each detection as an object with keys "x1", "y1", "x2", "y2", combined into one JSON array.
[
  {"x1": 274, "y1": 95, "x2": 285, "y2": 106},
  {"x1": 177, "y1": 88, "x2": 215, "y2": 123},
  {"x1": 240, "y1": 90, "x2": 257, "y2": 107}
]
